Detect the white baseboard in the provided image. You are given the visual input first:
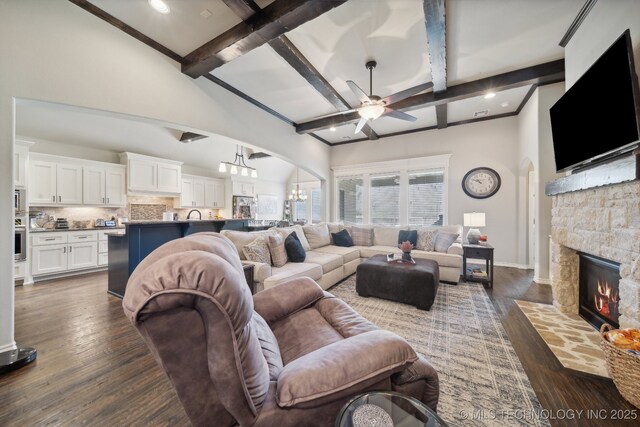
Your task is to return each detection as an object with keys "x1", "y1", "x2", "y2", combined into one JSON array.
[
  {"x1": 534, "y1": 276, "x2": 551, "y2": 285},
  {"x1": 0, "y1": 341, "x2": 17, "y2": 353},
  {"x1": 495, "y1": 262, "x2": 530, "y2": 269}
]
